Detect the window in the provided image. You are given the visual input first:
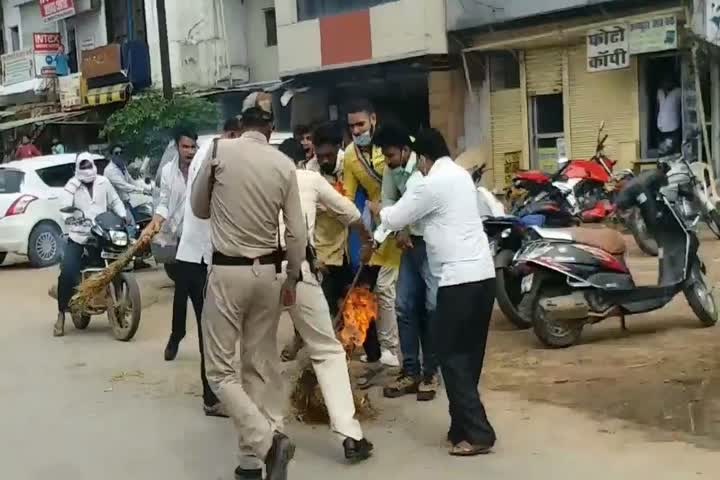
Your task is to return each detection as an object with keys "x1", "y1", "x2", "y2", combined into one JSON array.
[
  {"x1": 264, "y1": 8, "x2": 277, "y2": 47},
  {"x1": 531, "y1": 94, "x2": 565, "y2": 172},
  {"x1": 0, "y1": 169, "x2": 24, "y2": 194},
  {"x1": 489, "y1": 52, "x2": 520, "y2": 92},
  {"x1": 10, "y1": 26, "x2": 20, "y2": 52},
  {"x1": 36, "y1": 164, "x2": 76, "y2": 188},
  {"x1": 297, "y1": 0, "x2": 395, "y2": 21}
]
